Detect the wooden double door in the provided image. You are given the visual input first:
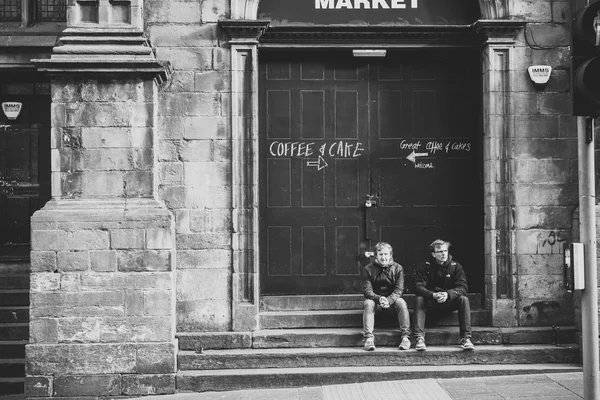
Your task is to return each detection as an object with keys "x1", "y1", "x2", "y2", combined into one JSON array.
[{"x1": 259, "y1": 50, "x2": 483, "y2": 295}]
